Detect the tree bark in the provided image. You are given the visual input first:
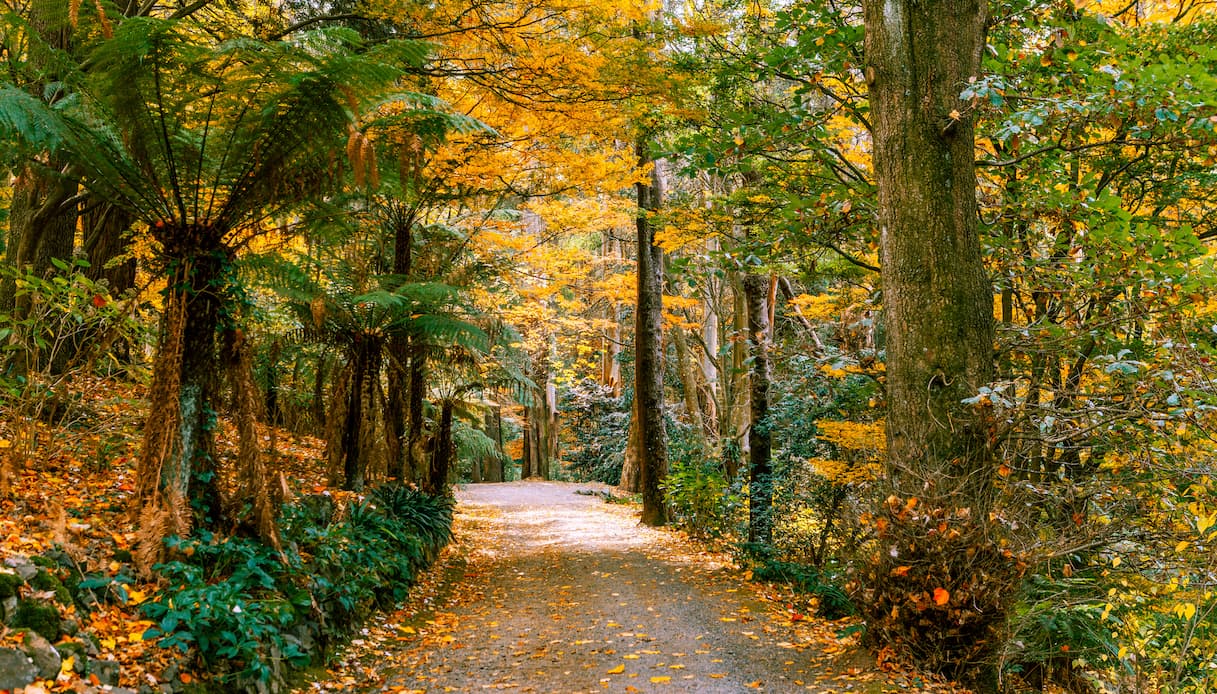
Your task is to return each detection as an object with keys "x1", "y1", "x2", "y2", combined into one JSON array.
[
  {"x1": 634, "y1": 138, "x2": 667, "y2": 526},
  {"x1": 387, "y1": 209, "x2": 413, "y2": 480},
  {"x1": 406, "y1": 340, "x2": 427, "y2": 484},
  {"x1": 2, "y1": 161, "x2": 78, "y2": 373},
  {"x1": 425, "y1": 400, "x2": 454, "y2": 494},
  {"x1": 618, "y1": 398, "x2": 642, "y2": 493},
  {"x1": 134, "y1": 236, "x2": 227, "y2": 570},
  {"x1": 860, "y1": 0, "x2": 1016, "y2": 687},
  {"x1": 742, "y1": 273, "x2": 772, "y2": 546},
  {"x1": 81, "y1": 197, "x2": 136, "y2": 295}
]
